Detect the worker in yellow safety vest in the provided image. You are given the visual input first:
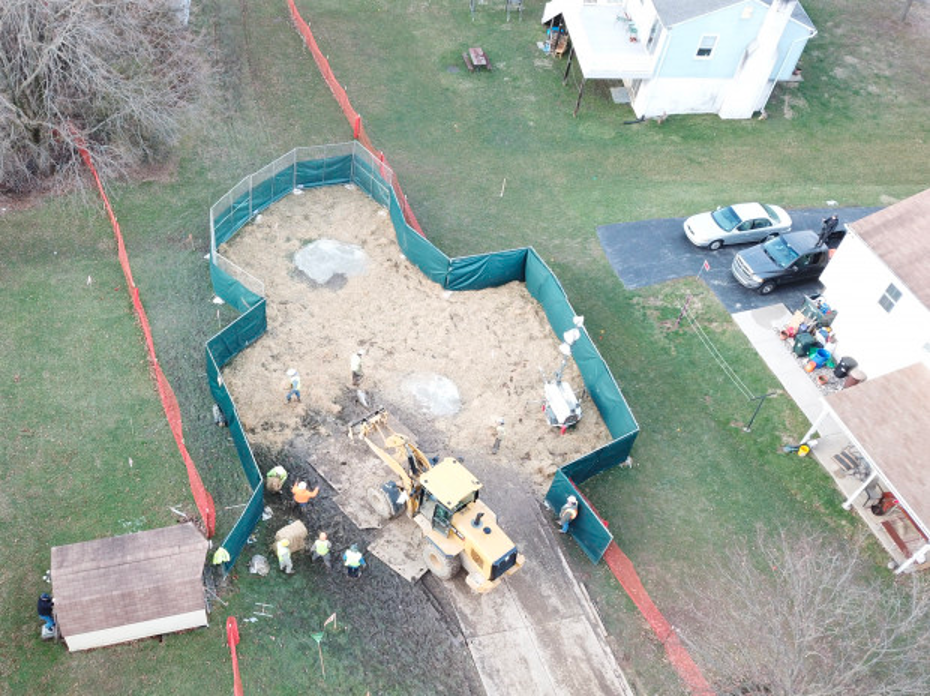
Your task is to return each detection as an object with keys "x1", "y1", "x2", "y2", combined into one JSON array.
[
  {"x1": 559, "y1": 496, "x2": 578, "y2": 534},
  {"x1": 342, "y1": 544, "x2": 366, "y2": 579},
  {"x1": 265, "y1": 465, "x2": 288, "y2": 493},
  {"x1": 276, "y1": 538, "x2": 294, "y2": 574},
  {"x1": 311, "y1": 532, "x2": 332, "y2": 570}
]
